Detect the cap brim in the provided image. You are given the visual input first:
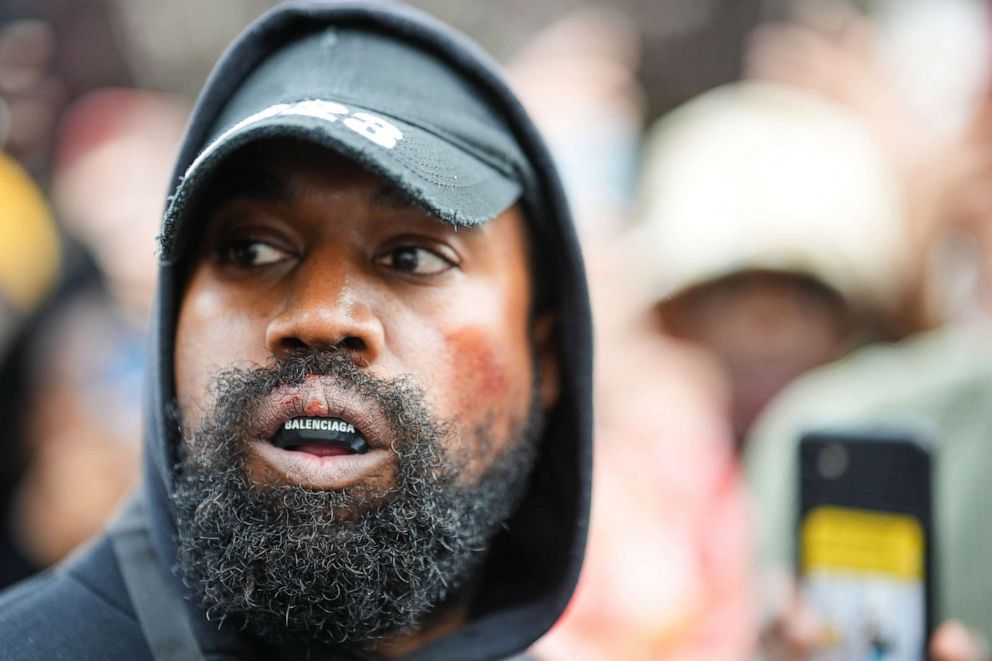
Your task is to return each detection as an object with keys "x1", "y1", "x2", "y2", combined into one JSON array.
[{"x1": 162, "y1": 100, "x2": 522, "y2": 261}]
